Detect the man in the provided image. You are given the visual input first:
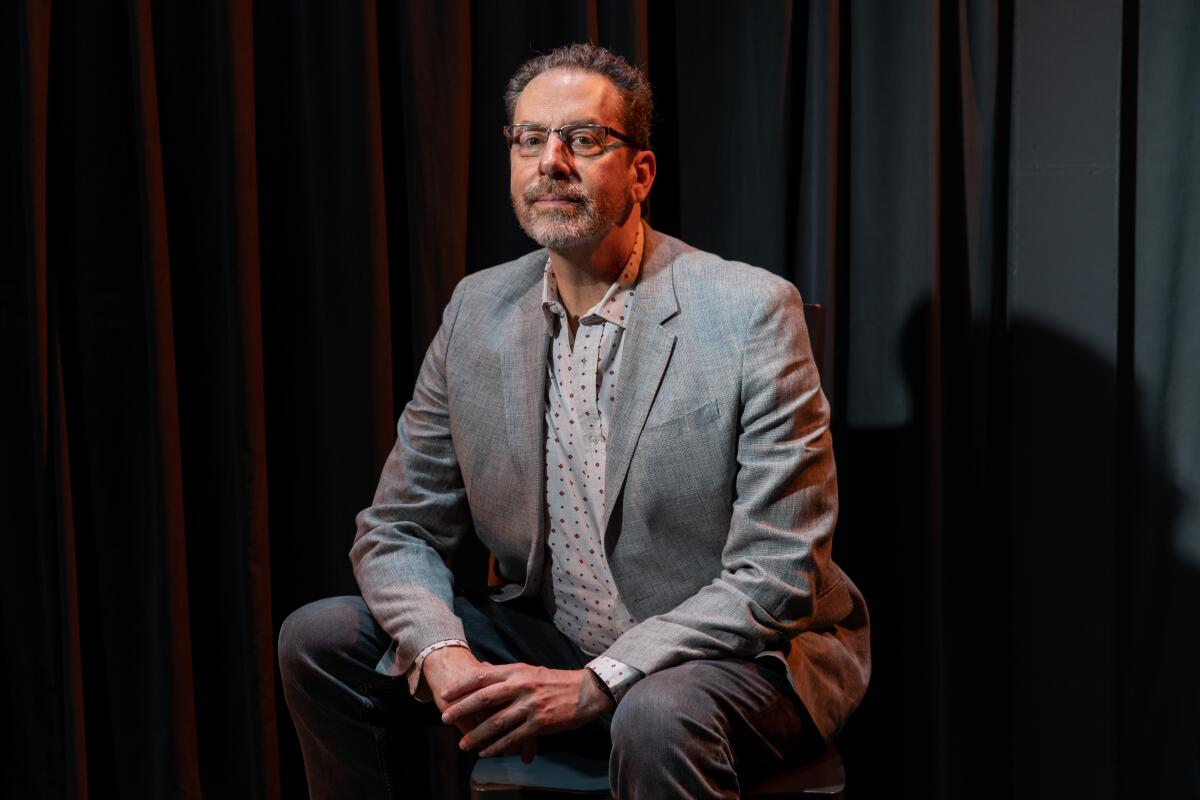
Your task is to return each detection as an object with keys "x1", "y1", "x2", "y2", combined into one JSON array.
[{"x1": 279, "y1": 43, "x2": 870, "y2": 799}]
